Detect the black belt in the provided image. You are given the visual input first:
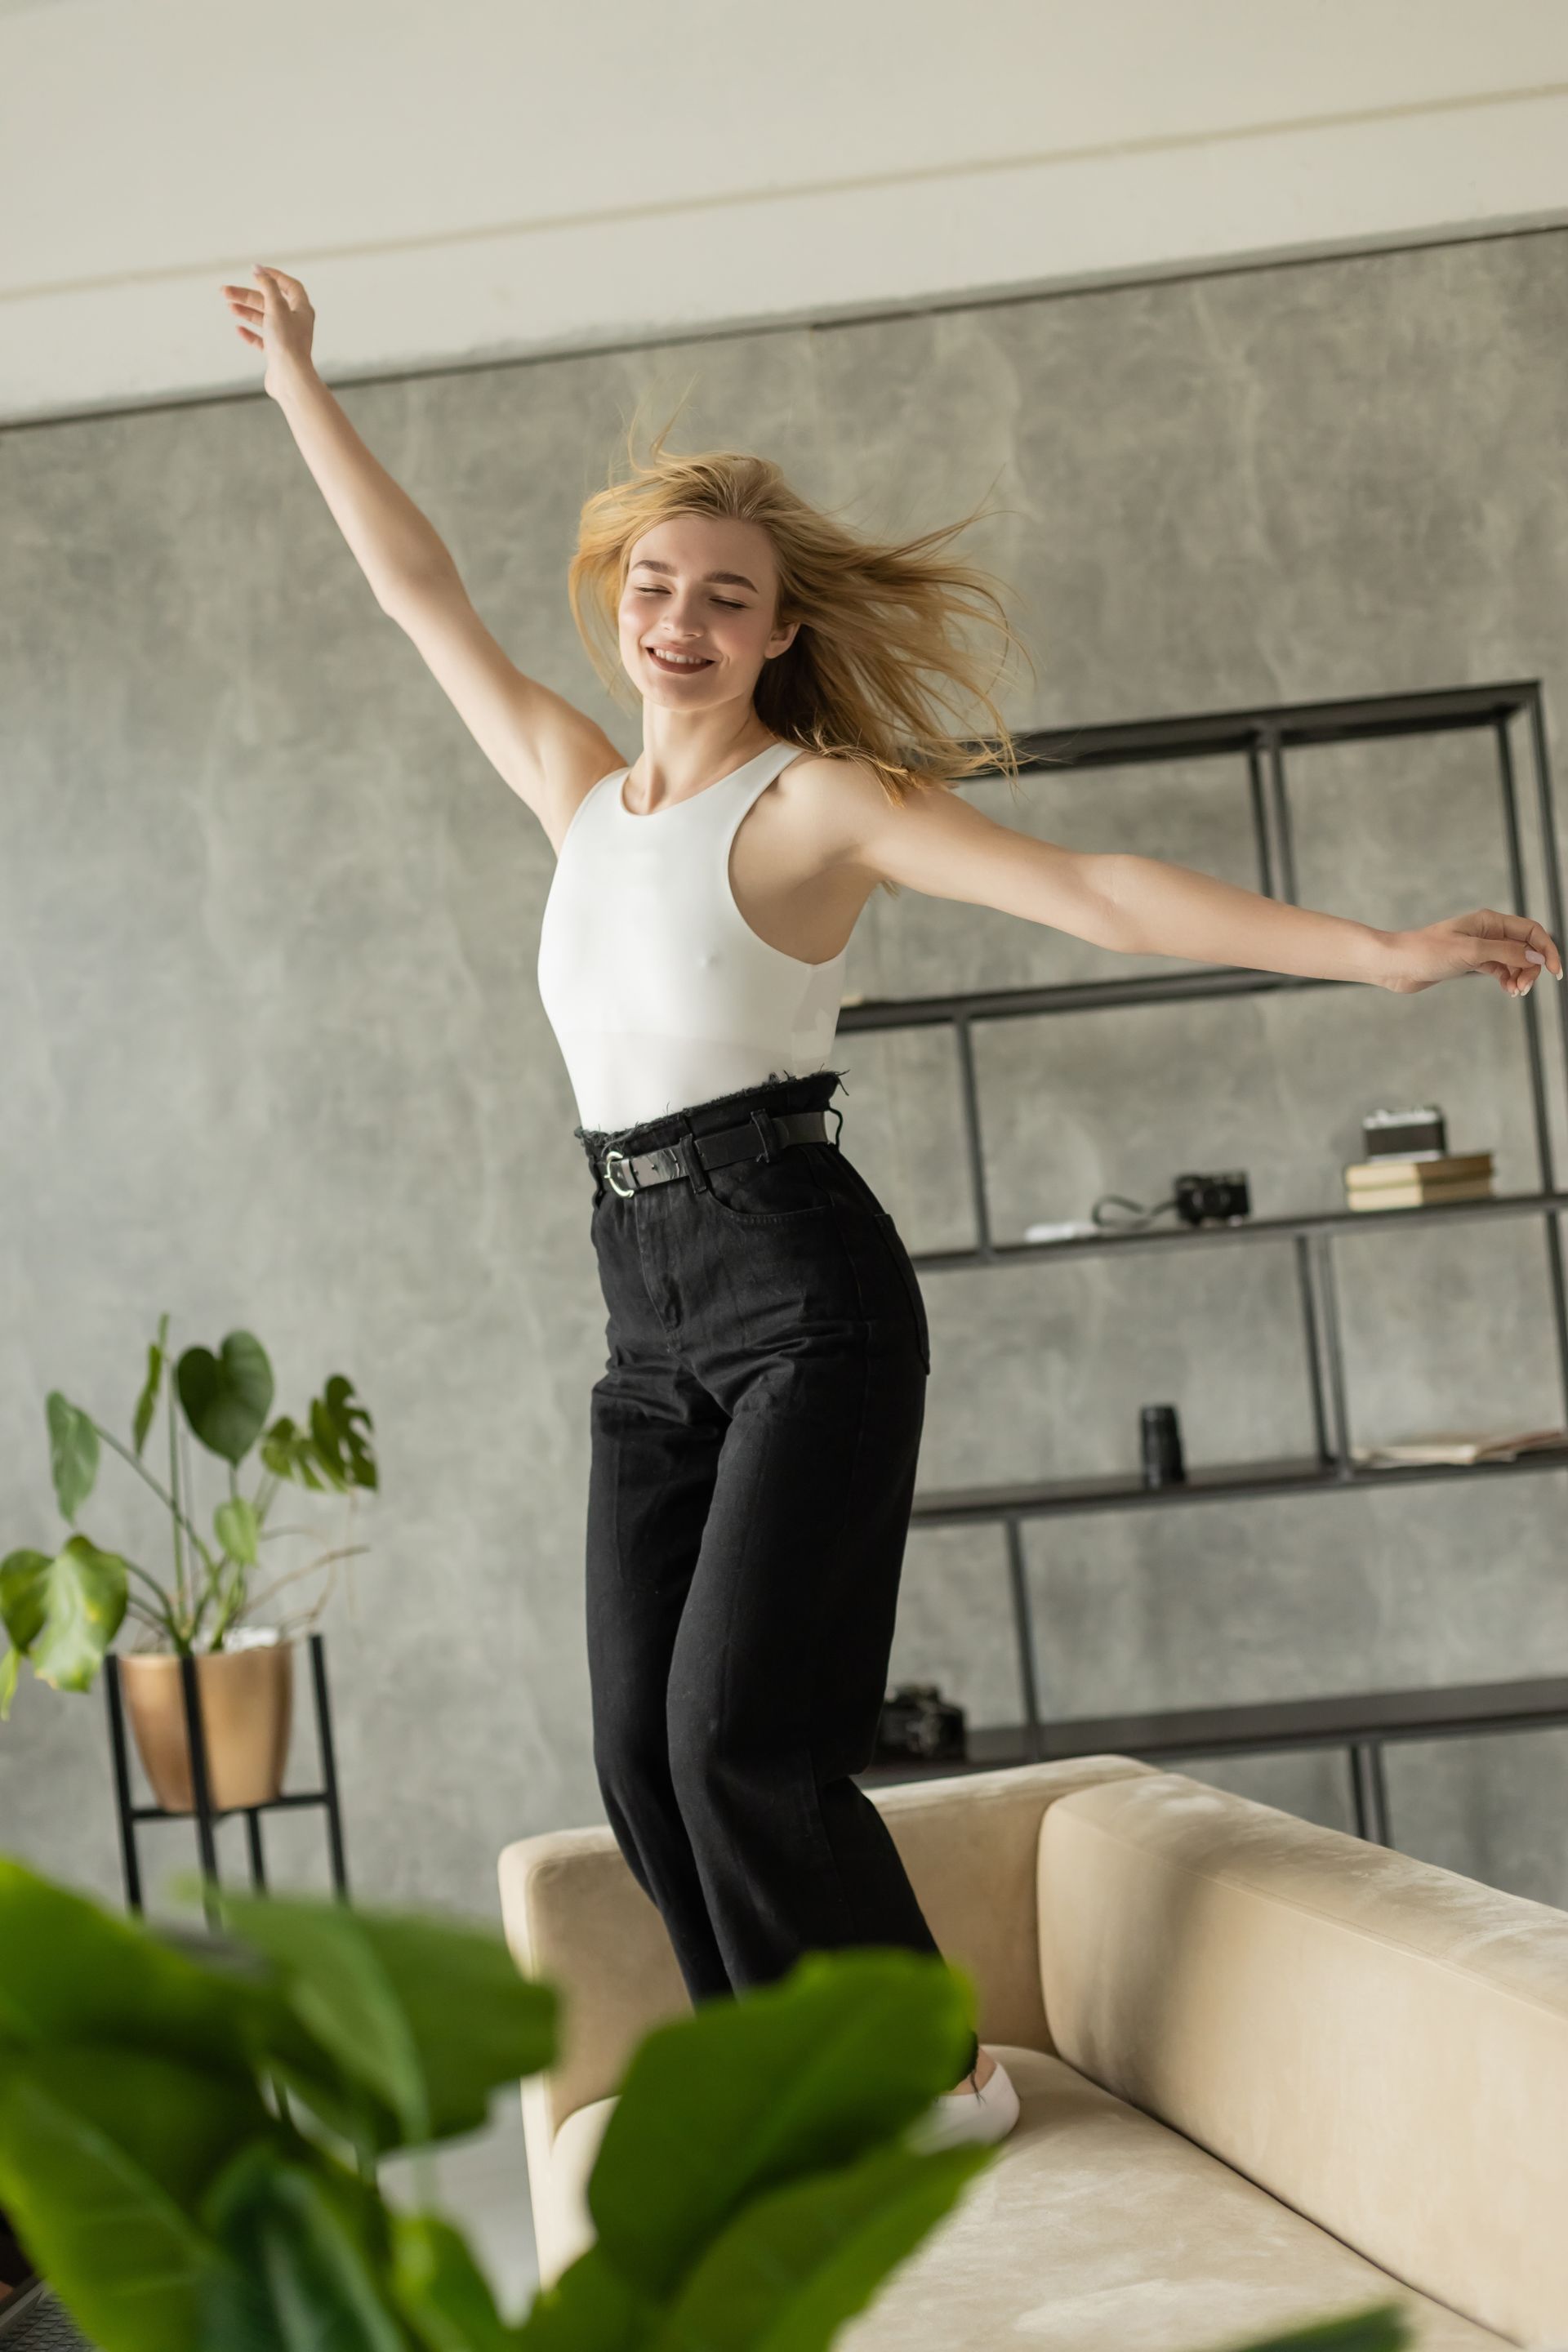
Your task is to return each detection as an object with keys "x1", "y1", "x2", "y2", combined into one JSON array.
[{"x1": 593, "y1": 1106, "x2": 842, "y2": 1197}]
